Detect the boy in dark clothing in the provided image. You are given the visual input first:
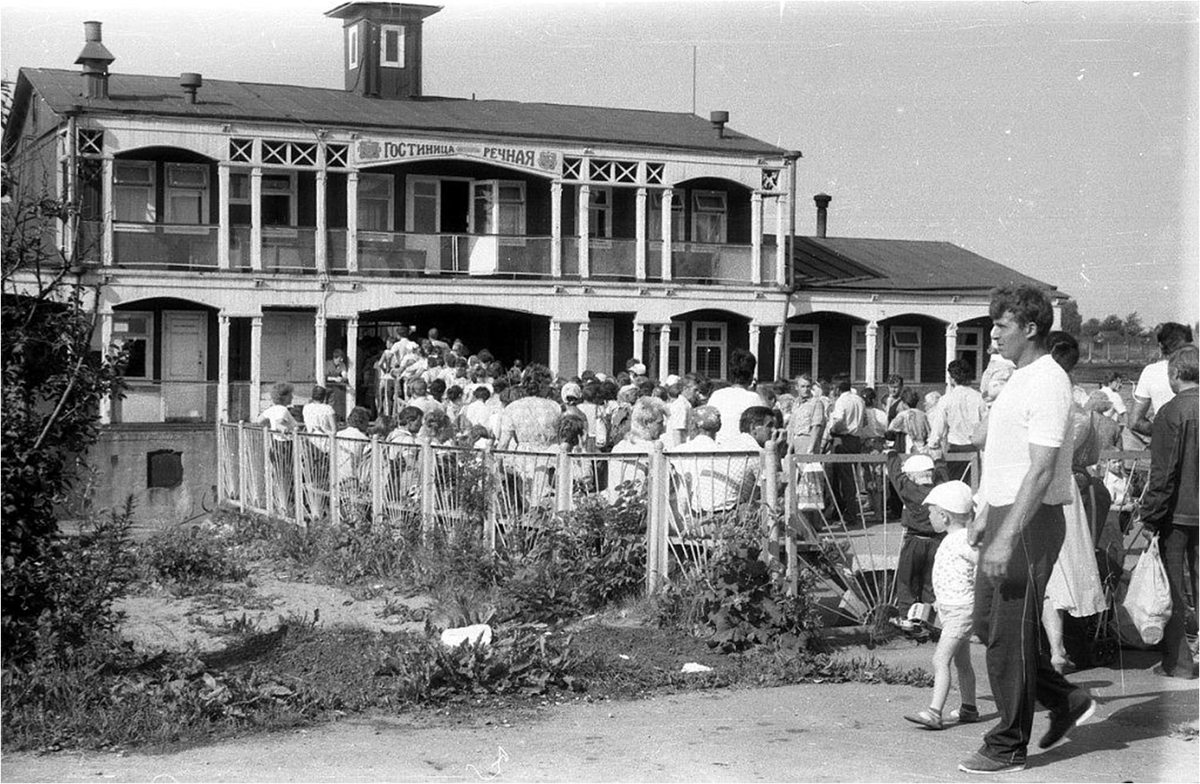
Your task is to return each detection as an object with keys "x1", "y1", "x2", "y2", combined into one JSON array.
[{"x1": 887, "y1": 451, "x2": 949, "y2": 628}]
